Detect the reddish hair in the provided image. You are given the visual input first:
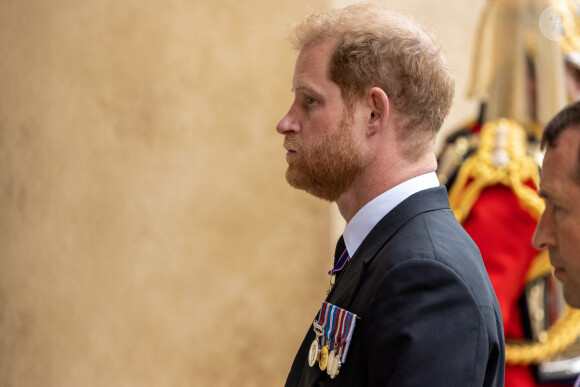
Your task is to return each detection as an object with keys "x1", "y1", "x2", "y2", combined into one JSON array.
[{"x1": 289, "y1": 4, "x2": 454, "y2": 159}]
